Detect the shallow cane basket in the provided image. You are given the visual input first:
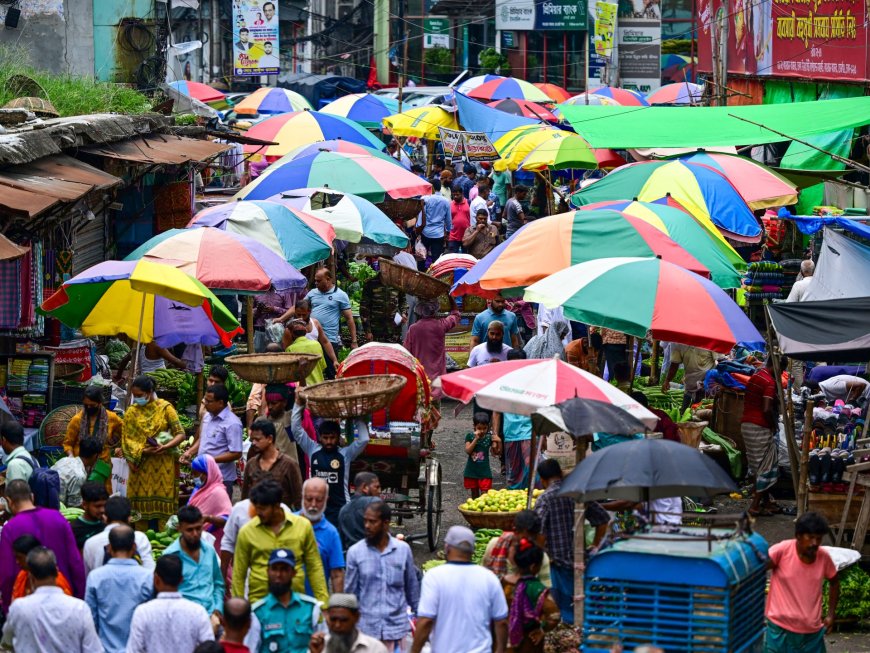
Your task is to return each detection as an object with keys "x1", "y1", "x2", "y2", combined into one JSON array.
[
  {"x1": 378, "y1": 258, "x2": 450, "y2": 300},
  {"x1": 459, "y1": 508, "x2": 519, "y2": 530},
  {"x1": 301, "y1": 374, "x2": 407, "y2": 418},
  {"x1": 225, "y1": 353, "x2": 322, "y2": 384}
]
